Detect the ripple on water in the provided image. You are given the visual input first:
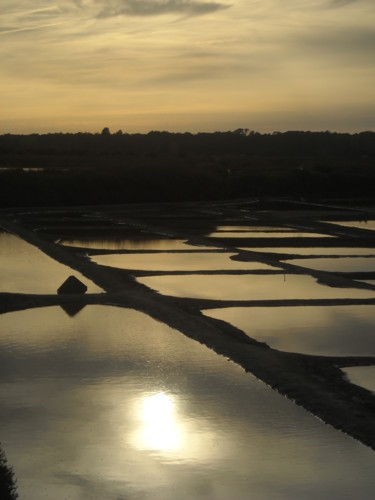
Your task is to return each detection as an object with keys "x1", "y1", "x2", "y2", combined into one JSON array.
[{"x1": 1, "y1": 305, "x2": 375, "y2": 499}]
